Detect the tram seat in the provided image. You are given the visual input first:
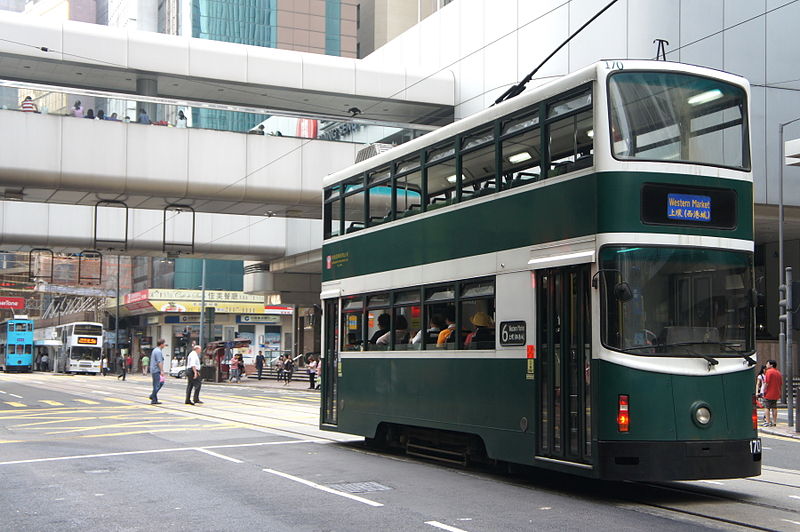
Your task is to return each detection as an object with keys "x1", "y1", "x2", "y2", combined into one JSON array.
[
  {"x1": 549, "y1": 161, "x2": 570, "y2": 176},
  {"x1": 476, "y1": 186, "x2": 496, "y2": 197},
  {"x1": 574, "y1": 153, "x2": 594, "y2": 169},
  {"x1": 399, "y1": 204, "x2": 420, "y2": 218},
  {"x1": 664, "y1": 326, "x2": 720, "y2": 345},
  {"x1": 346, "y1": 221, "x2": 365, "y2": 233},
  {"x1": 510, "y1": 172, "x2": 538, "y2": 188}
]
